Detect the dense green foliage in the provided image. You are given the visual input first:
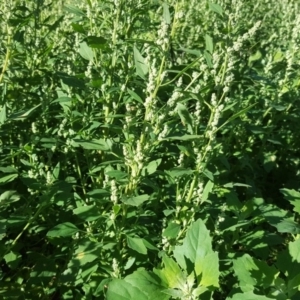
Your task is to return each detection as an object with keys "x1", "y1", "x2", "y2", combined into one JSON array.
[{"x1": 0, "y1": 0, "x2": 300, "y2": 299}]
